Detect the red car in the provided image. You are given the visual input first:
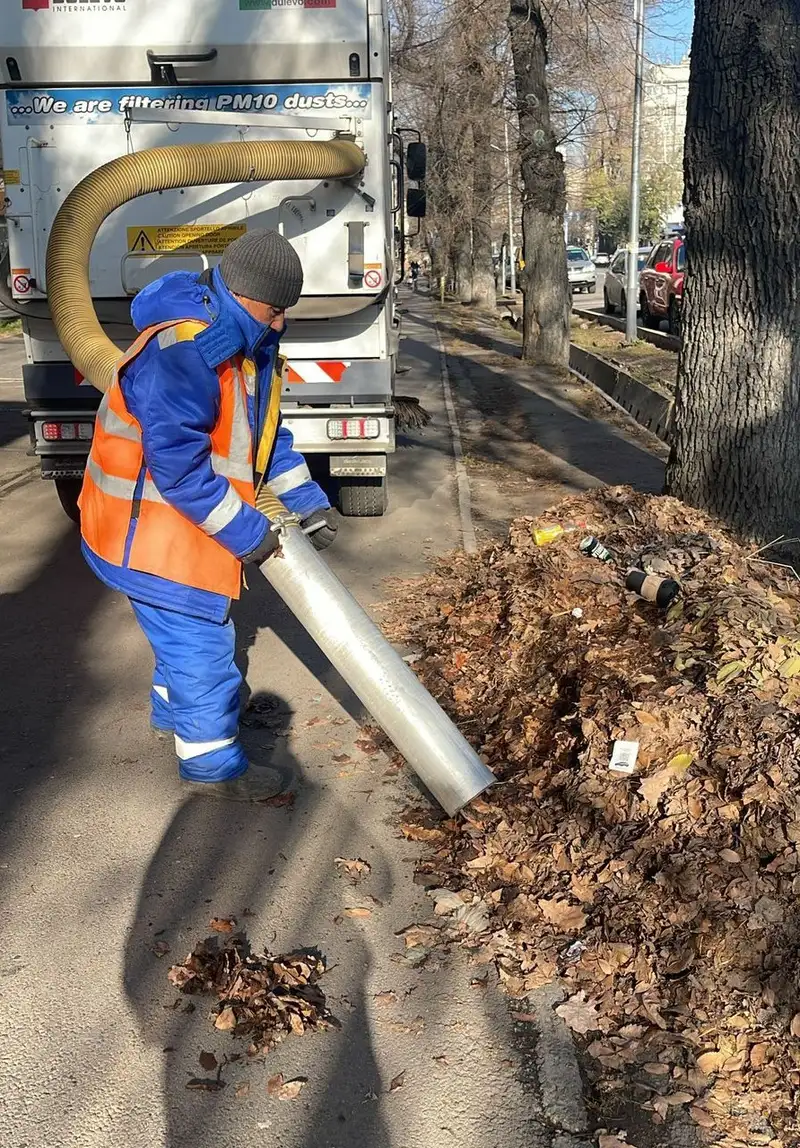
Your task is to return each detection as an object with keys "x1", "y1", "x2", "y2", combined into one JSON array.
[{"x1": 638, "y1": 235, "x2": 685, "y2": 335}]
